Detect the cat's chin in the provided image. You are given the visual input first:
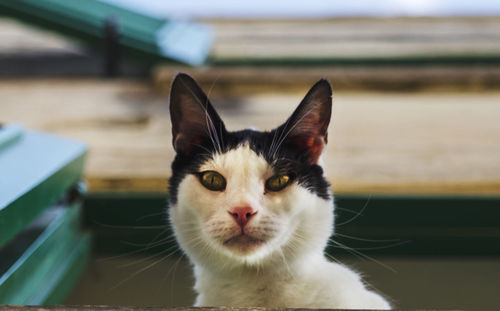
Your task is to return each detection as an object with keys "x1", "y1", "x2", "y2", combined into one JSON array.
[{"x1": 223, "y1": 234, "x2": 265, "y2": 255}]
